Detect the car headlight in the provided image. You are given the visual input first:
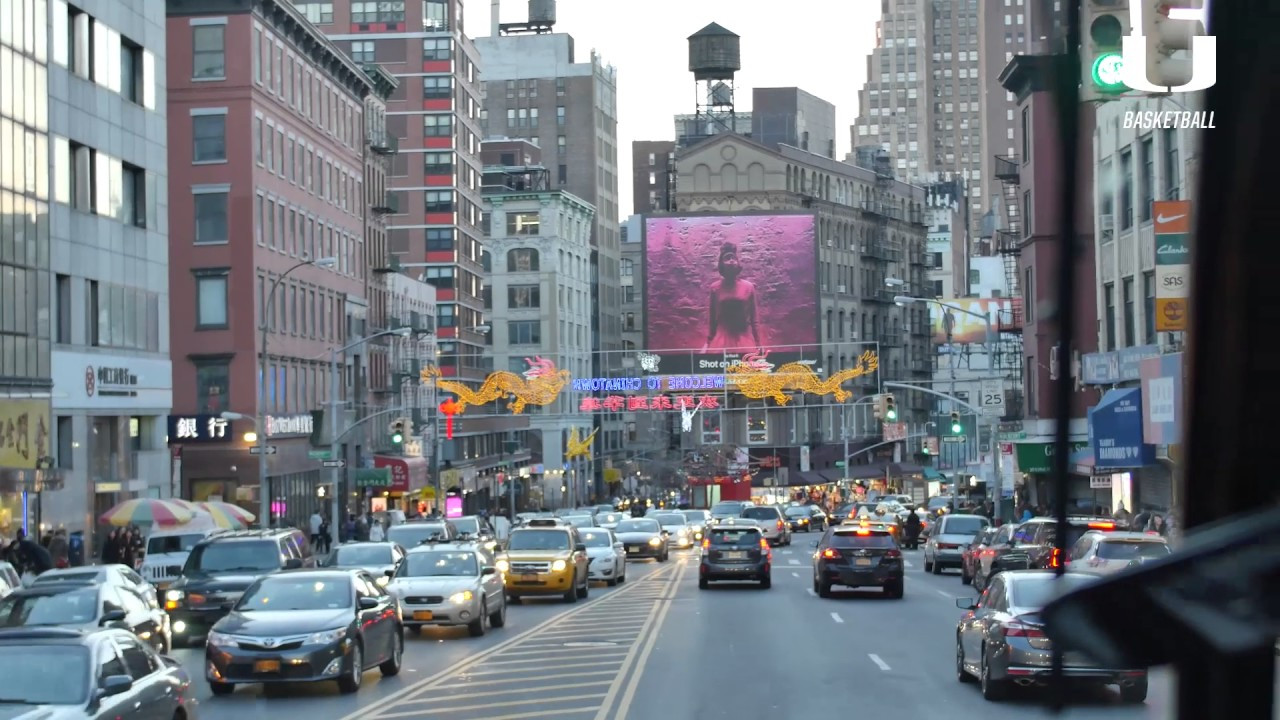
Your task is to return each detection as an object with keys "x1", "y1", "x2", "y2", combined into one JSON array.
[
  {"x1": 207, "y1": 631, "x2": 233, "y2": 647},
  {"x1": 305, "y1": 628, "x2": 348, "y2": 645},
  {"x1": 165, "y1": 590, "x2": 183, "y2": 602},
  {"x1": 495, "y1": 559, "x2": 509, "y2": 573},
  {"x1": 551, "y1": 559, "x2": 567, "y2": 572},
  {"x1": 449, "y1": 590, "x2": 474, "y2": 604},
  {"x1": 648, "y1": 537, "x2": 662, "y2": 546},
  {"x1": 677, "y1": 528, "x2": 688, "y2": 536}
]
